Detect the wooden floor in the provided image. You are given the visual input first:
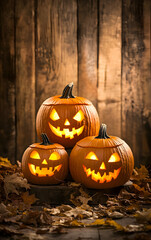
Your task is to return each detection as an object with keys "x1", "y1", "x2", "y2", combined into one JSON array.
[{"x1": 1, "y1": 218, "x2": 151, "y2": 240}]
